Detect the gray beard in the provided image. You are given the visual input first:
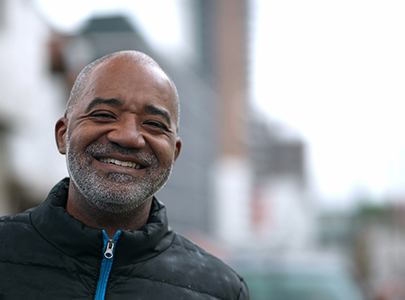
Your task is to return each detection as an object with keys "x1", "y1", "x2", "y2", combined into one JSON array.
[{"x1": 66, "y1": 142, "x2": 172, "y2": 214}]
